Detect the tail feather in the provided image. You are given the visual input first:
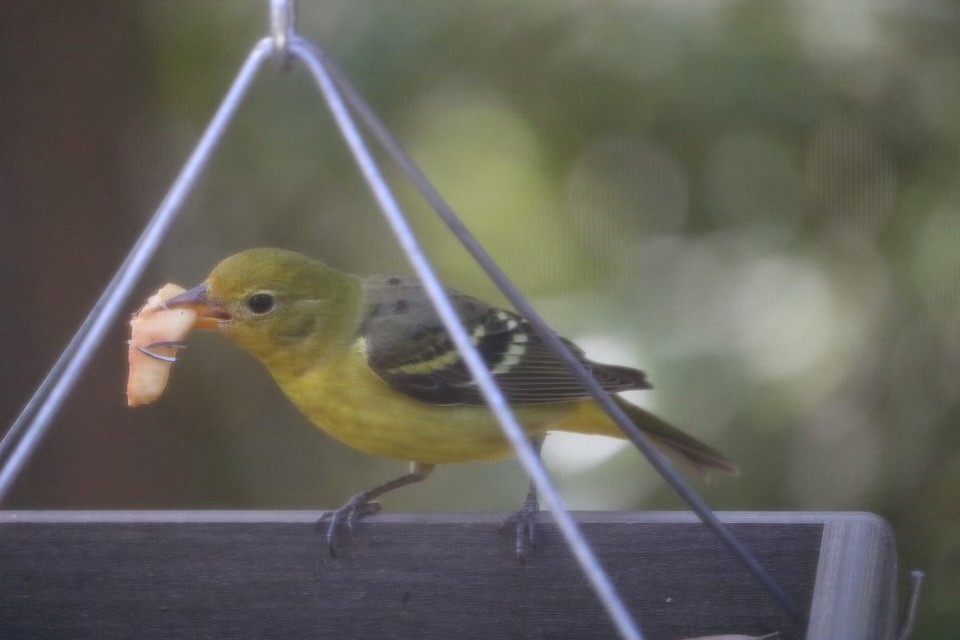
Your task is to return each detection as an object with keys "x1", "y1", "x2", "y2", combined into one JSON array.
[{"x1": 553, "y1": 397, "x2": 740, "y2": 476}]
